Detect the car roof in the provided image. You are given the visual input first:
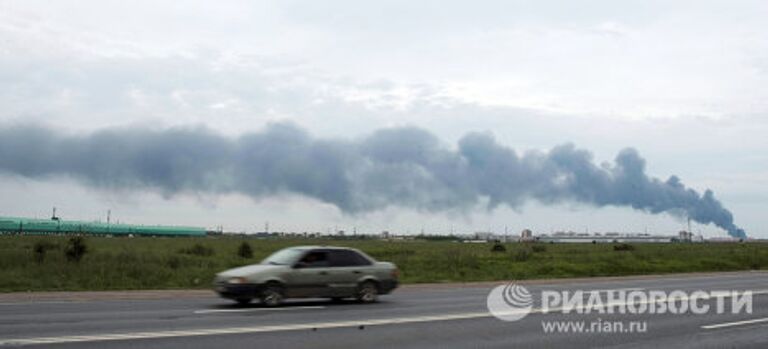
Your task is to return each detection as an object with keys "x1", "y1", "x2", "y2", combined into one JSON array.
[
  {"x1": 288, "y1": 245, "x2": 359, "y2": 251},
  {"x1": 284, "y1": 245, "x2": 376, "y2": 262}
]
